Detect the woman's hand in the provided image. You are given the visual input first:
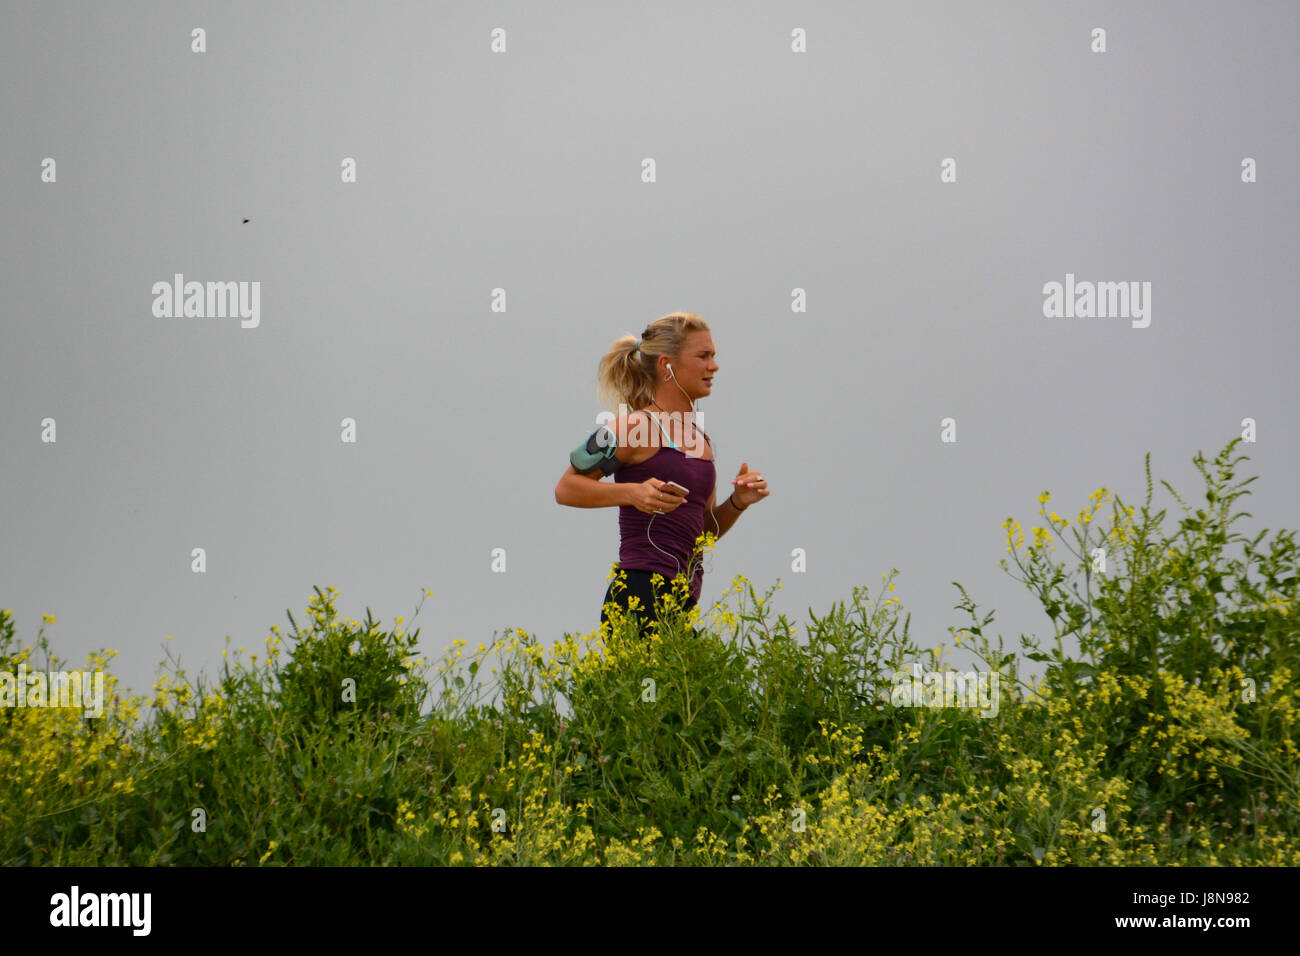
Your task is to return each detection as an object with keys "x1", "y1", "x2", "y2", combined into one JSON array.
[
  {"x1": 630, "y1": 478, "x2": 688, "y2": 515},
  {"x1": 730, "y1": 462, "x2": 770, "y2": 509}
]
